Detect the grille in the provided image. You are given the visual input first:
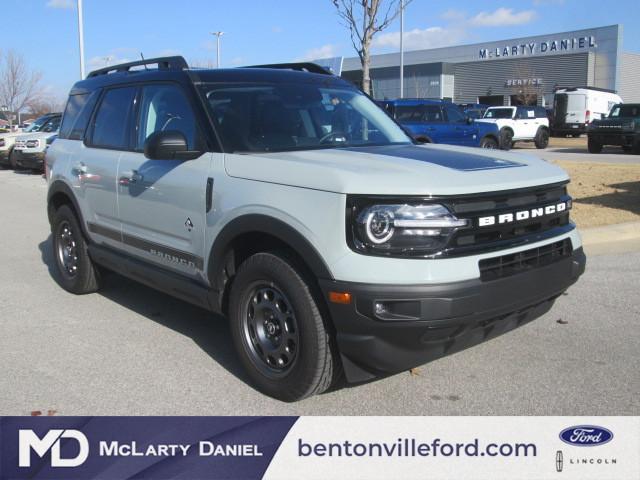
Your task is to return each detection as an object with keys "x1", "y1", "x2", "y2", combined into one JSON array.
[
  {"x1": 15, "y1": 140, "x2": 26, "y2": 148},
  {"x1": 443, "y1": 183, "x2": 572, "y2": 256},
  {"x1": 479, "y1": 239, "x2": 572, "y2": 281}
]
